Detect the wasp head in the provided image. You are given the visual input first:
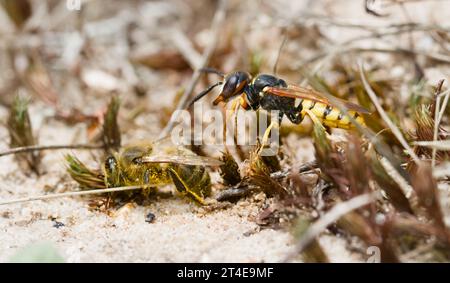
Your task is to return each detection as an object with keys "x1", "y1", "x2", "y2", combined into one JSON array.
[
  {"x1": 189, "y1": 70, "x2": 251, "y2": 107},
  {"x1": 213, "y1": 71, "x2": 251, "y2": 105}
]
